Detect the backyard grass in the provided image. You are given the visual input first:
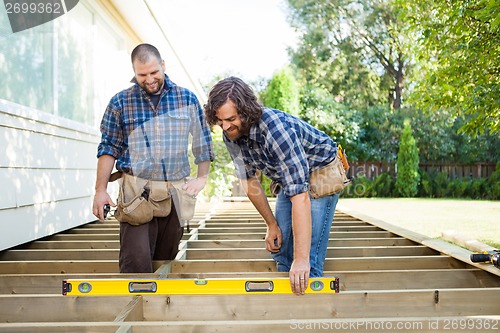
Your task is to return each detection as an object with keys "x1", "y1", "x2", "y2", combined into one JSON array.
[{"x1": 337, "y1": 198, "x2": 500, "y2": 249}]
